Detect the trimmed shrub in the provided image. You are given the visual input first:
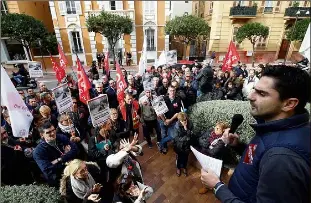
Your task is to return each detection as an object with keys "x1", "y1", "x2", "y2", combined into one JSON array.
[
  {"x1": 0, "y1": 184, "x2": 64, "y2": 203},
  {"x1": 188, "y1": 100, "x2": 310, "y2": 143}
]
